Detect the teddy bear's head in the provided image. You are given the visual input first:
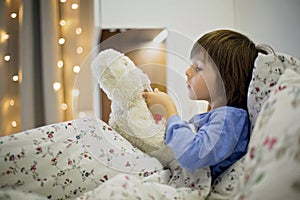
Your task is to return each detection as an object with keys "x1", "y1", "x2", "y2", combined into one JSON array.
[{"x1": 91, "y1": 48, "x2": 150, "y2": 104}]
